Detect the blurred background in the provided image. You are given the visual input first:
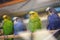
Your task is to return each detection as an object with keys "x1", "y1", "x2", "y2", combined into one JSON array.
[
  {"x1": 0, "y1": 0, "x2": 60, "y2": 28},
  {"x1": 0, "y1": 0, "x2": 60, "y2": 40}
]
